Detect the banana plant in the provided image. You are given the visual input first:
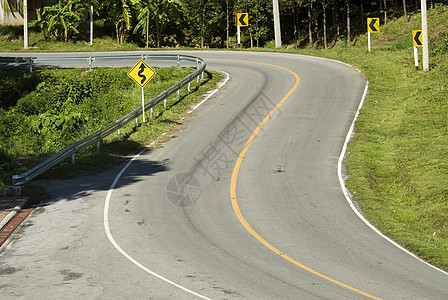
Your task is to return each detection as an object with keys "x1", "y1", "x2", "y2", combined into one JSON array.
[
  {"x1": 100, "y1": 0, "x2": 135, "y2": 44},
  {"x1": 30, "y1": 0, "x2": 86, "y2": 42}
]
